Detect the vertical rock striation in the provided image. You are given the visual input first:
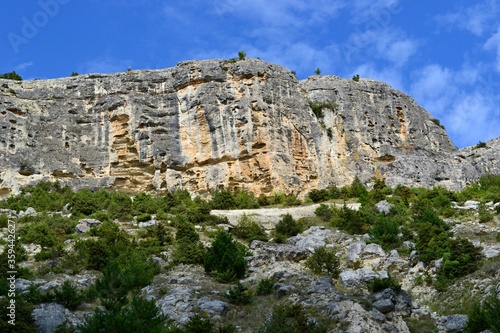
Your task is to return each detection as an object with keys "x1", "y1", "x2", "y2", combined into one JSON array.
[{"x1": 0, "y1": 59, "x2": 496, "y2": 197}]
